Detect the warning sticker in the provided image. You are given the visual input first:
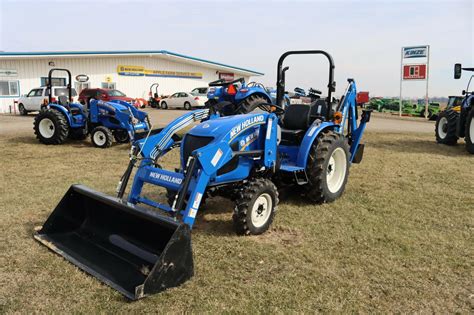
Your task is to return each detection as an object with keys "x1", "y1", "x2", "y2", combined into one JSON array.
[
  {"x1": 189, "y1": 208, "x2": 198, "y2": 218},
  {"x1": 192, "y1": 193, "x2": 203, "y2": 209},
  {"x1": 211, "y1": 148, "x2": 223, "y2": 167}
]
